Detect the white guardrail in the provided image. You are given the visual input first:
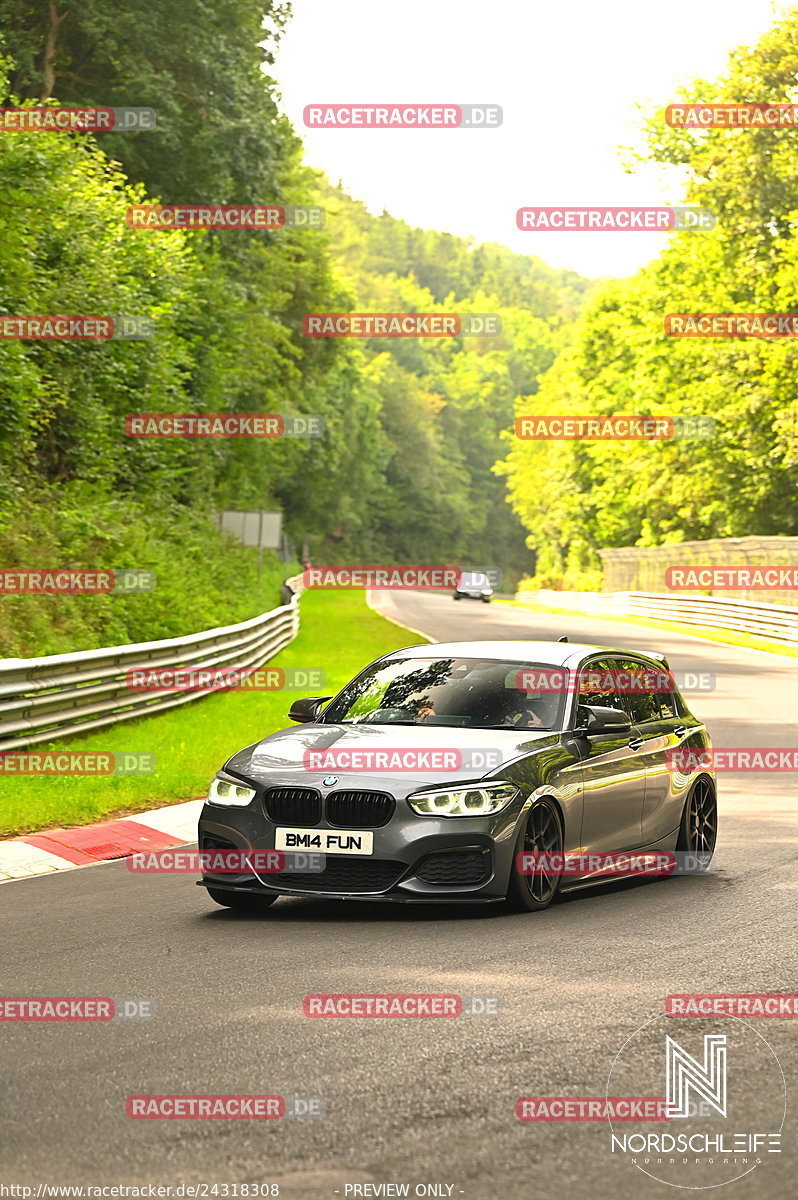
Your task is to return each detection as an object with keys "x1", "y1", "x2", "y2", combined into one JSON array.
[
  {"x1": 0, "y1": 575, "x2": 305, "y2": 753},
  {"x1": 515, "y1": 589, "x2": 798, "y2": 646}
]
